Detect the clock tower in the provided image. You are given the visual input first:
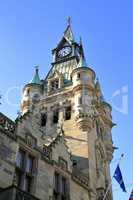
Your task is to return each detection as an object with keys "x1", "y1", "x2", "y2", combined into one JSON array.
[{"x1": 21, "y1": 20, "x2": 114, "y2": 200}]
